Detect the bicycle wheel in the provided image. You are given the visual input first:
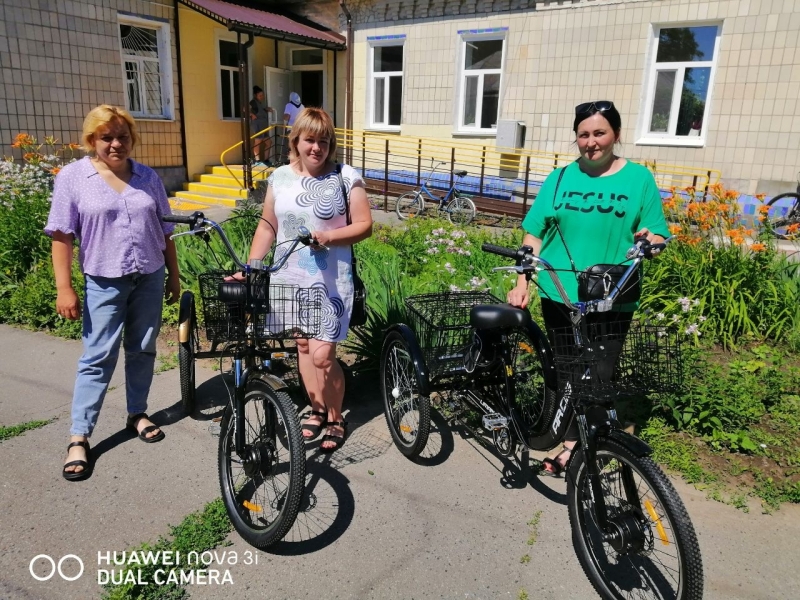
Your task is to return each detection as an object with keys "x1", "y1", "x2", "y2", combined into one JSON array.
[
  {"x1": 380, "y1": 330, "x2": 431, "y2": 459},
  {"x1": 447, "y1": 196, "x2": 476, "y2": 226},
  {"x1": 218, "y1": 379, "x2": 306, "y2": 548},
  {"x1": 567, "y1": 438, "x2": 703, "y2": 600},
  {"x1": 766, "y1": 192, "x2": 800, "y2": 239},
  {"x1": 396, "y1": 192, "x2": 425, "y2": 220},
  {"x1": 507, "y1": 327, "x2": 558, "y2": 438},
  {"x1": 178, "y1": 291, "x2": 197, "y2": 415}
]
